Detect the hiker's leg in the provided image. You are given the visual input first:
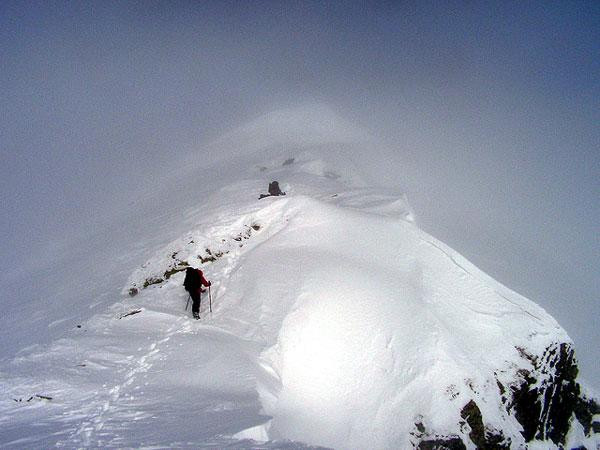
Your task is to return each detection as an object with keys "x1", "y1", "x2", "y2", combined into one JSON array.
[{"x1": 191, "y1": 291, "x2": 200, "y2": 315}]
